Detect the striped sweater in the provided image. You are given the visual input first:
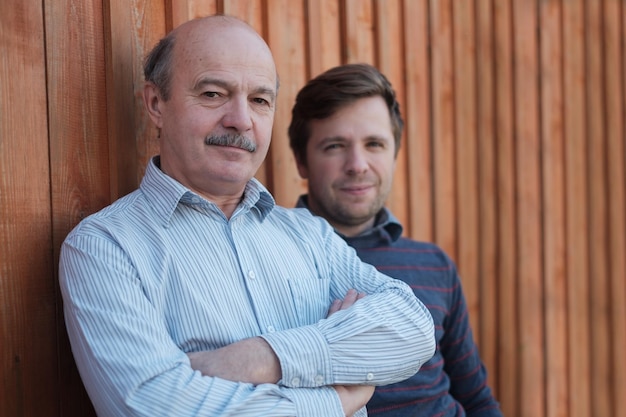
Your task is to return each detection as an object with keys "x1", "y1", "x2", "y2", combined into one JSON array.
[{"x1": 297, "y1": 196, "x2": 502, "y2": 417}]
